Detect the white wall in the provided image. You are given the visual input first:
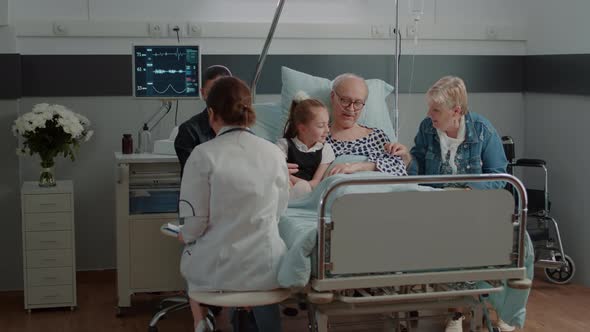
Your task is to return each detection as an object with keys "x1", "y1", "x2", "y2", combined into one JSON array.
[
  {"x1": 0, "y1": 0, "x2": 8, "y2": 26},
  {"x1": 12, "y1": 0, "x2": 527, "y2": 55},
  {"x1": 12, "y1": 0, "x2": 523, "y2": 25},
  {"x1": 523, "y1": 94, "x2": 590, "y2": 284},
  {"x1": 0, "y1": 25, "x2": 15, "y2": 52},
  {"x1": 526, "y1": 0, "x2": 590, "y2": 55}
]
